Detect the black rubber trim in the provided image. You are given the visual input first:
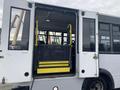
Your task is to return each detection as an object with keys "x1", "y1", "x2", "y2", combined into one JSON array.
[{"x1": 12, "y1": 86, "x2": 29, "y2": 90}]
